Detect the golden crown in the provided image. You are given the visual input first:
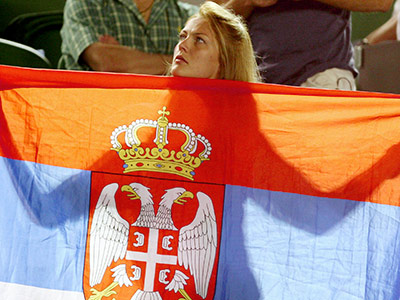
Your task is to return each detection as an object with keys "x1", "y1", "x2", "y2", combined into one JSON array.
[{"x1": 110, "y1": 107, "x2": 211, "y2": 180}]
